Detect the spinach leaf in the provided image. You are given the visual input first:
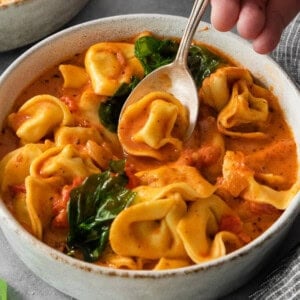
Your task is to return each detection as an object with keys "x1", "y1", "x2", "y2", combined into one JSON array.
[
  {"x1": 99, "y1": 76, "x2": 140, "y2": 132},
  {"x1": 135, "y1": 36, "x2": 179, "y2": 75},
  {"x1": 67, "y1": 160, "x2": 136, "y2": 262},
  {"x1": 187, "y1": 45, "x2": 224, "y2": 87},
  {"x1": 134, "y1": 36, "x2": 224, "y2": 86}
]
